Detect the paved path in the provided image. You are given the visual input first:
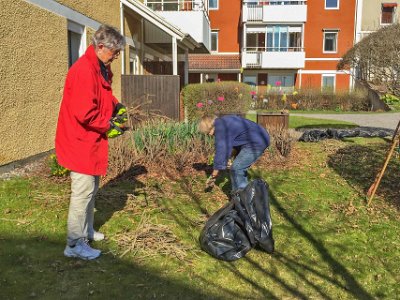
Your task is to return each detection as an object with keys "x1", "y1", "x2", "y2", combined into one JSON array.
[{"x1": 291, "y1": 112, "x2": 400, "y2": 130}]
